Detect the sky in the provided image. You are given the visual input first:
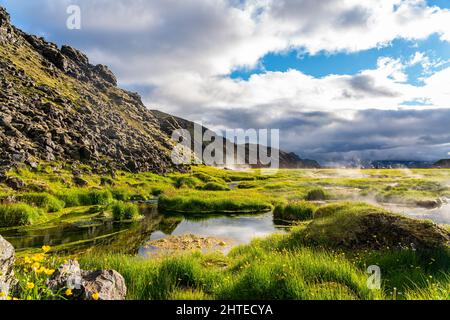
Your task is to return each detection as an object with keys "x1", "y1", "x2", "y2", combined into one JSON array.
[{"x1": 1, "y1": 0, "x2": 450, "y2": 164}]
